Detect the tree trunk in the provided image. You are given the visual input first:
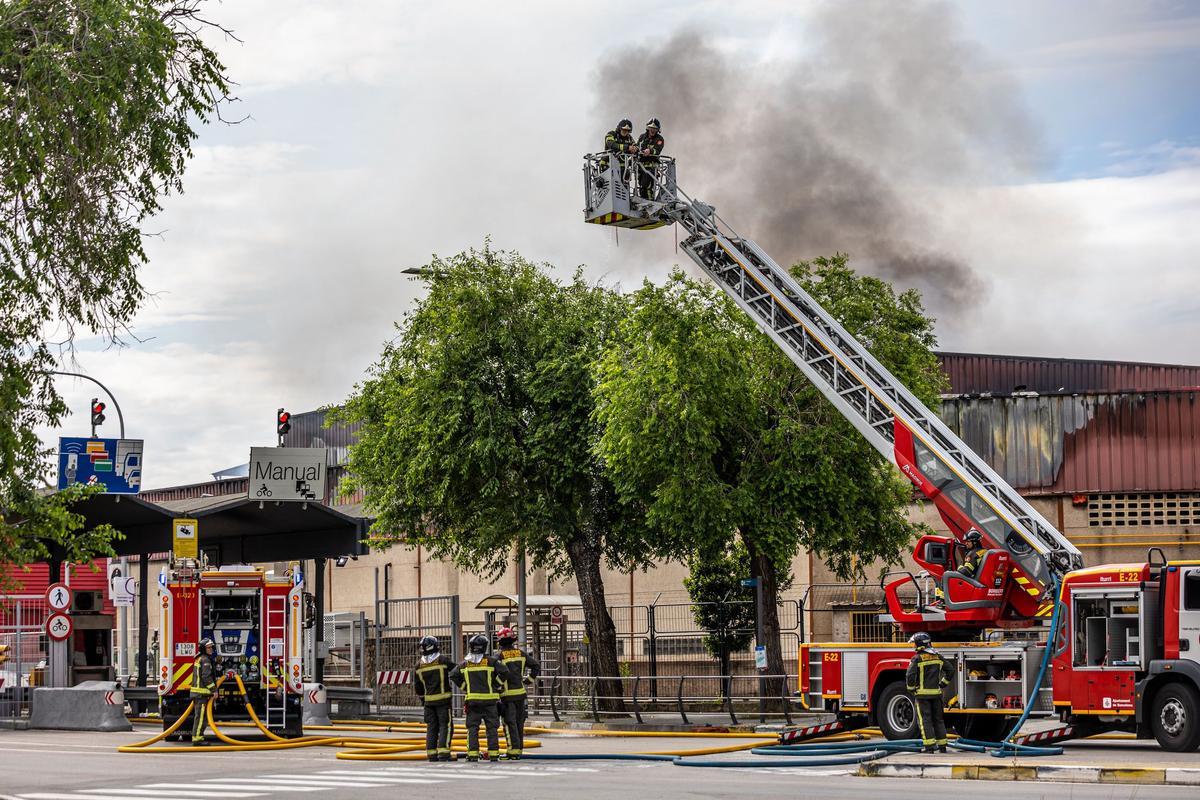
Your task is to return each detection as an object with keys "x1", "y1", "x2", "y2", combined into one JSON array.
[
  {"x1": 564, "y1": 531, "x2": 626, "y2": 713},
  {"x1": 749, "y1": 543, "x2": 786, "y2": 709}
]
